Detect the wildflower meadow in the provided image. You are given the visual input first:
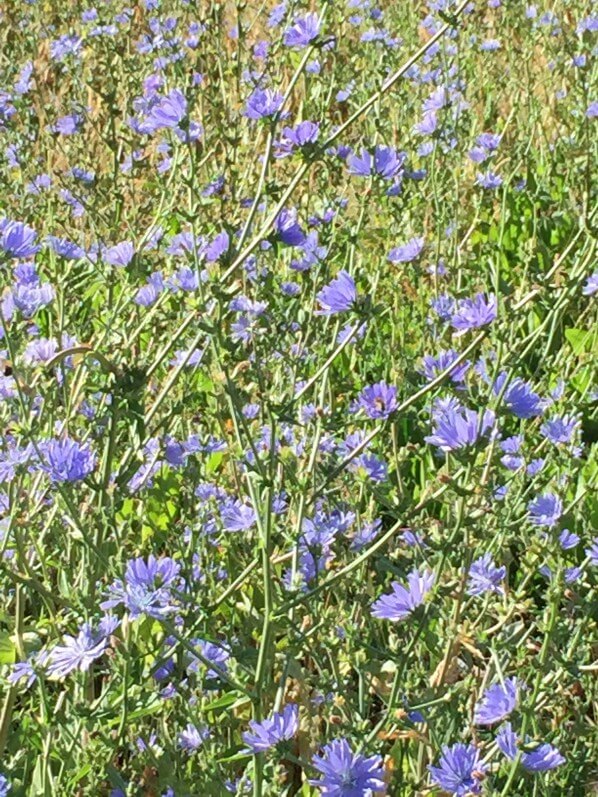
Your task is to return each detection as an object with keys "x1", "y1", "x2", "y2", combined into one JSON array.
[{"x1": 0, "y1": 0, "x2": 597, "y2": 794}]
